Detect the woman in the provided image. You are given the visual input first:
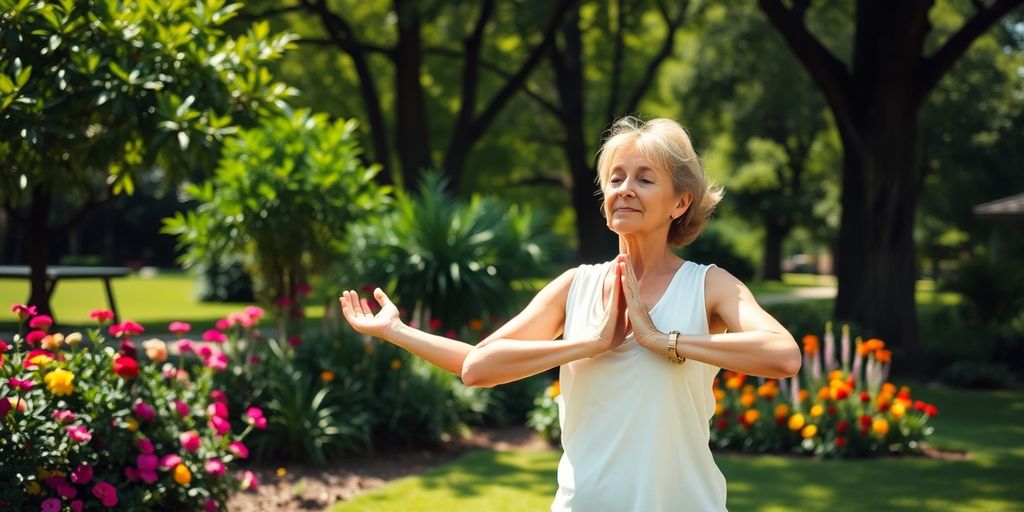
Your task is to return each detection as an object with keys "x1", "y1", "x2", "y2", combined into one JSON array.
[{"x1": 340, "y1": 117, "x2": 801, "y2": 511}]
